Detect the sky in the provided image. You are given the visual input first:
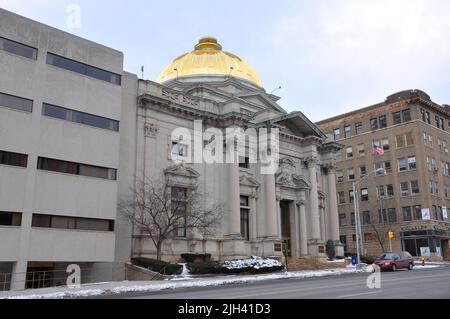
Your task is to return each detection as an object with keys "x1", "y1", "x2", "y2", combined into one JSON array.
[{"x1": 1, "y1": 0, "x2": 450, "y2": 122}]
